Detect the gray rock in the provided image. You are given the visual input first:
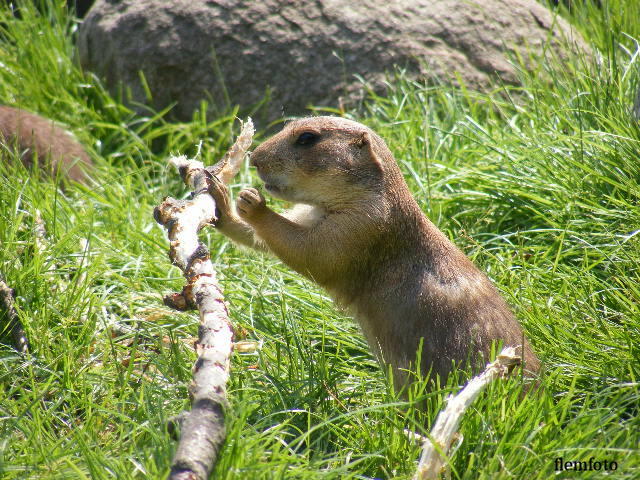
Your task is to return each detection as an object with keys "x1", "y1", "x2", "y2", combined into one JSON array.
[{"x1": 78, "y1": 0, "x2": 587, "y2": 121}]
